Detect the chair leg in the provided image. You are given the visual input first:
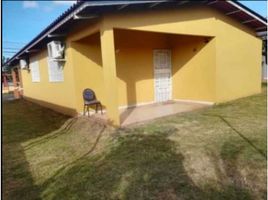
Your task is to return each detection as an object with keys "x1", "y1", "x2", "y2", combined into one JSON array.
[
  {"x1": 83, "y1": 105, "x2": 85, "y2": 116},
  {"x1": 100, "y1": 103, "x2": 103, "y2": 114},
  {"x1": 95, "y1": 103, "x2": 98, "y2": 114},
  {"x1": 87, "y1": 105, "x2": 90, "y2": 117}
]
